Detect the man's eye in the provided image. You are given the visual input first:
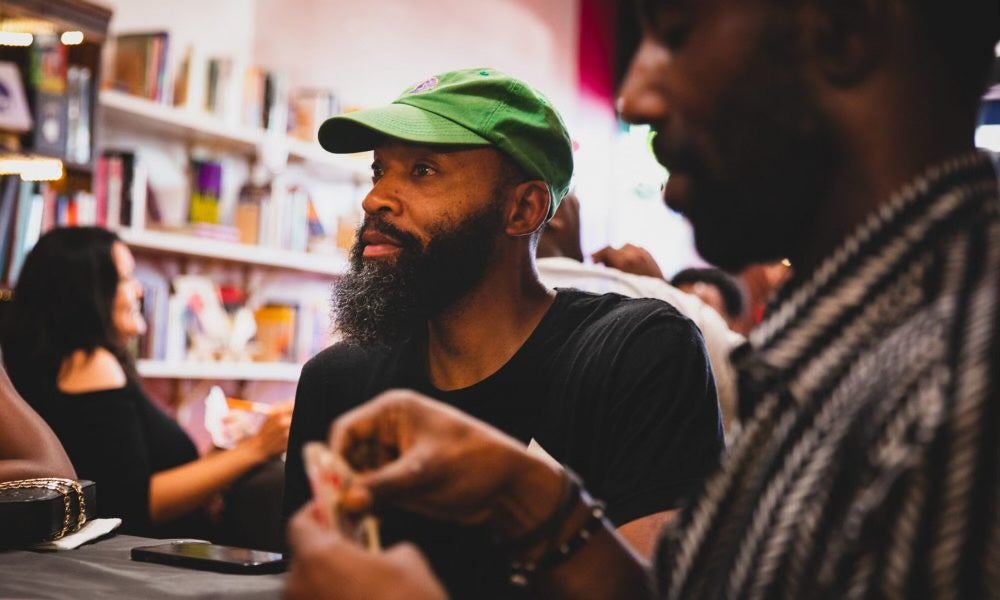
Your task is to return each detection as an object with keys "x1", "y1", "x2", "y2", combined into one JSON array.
[
  {"x1": 651, "y1": 11, "x2": 692, "y2": 50},
  {"x1": 413, "y1": 164, "x2": 436, "y2": 177},
  {"x1": 371, "y1": 164, "x2": 383, "y2": 182},
  {"x1": 660, "y1": 25, "x2": 690, "y2": 49}
]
